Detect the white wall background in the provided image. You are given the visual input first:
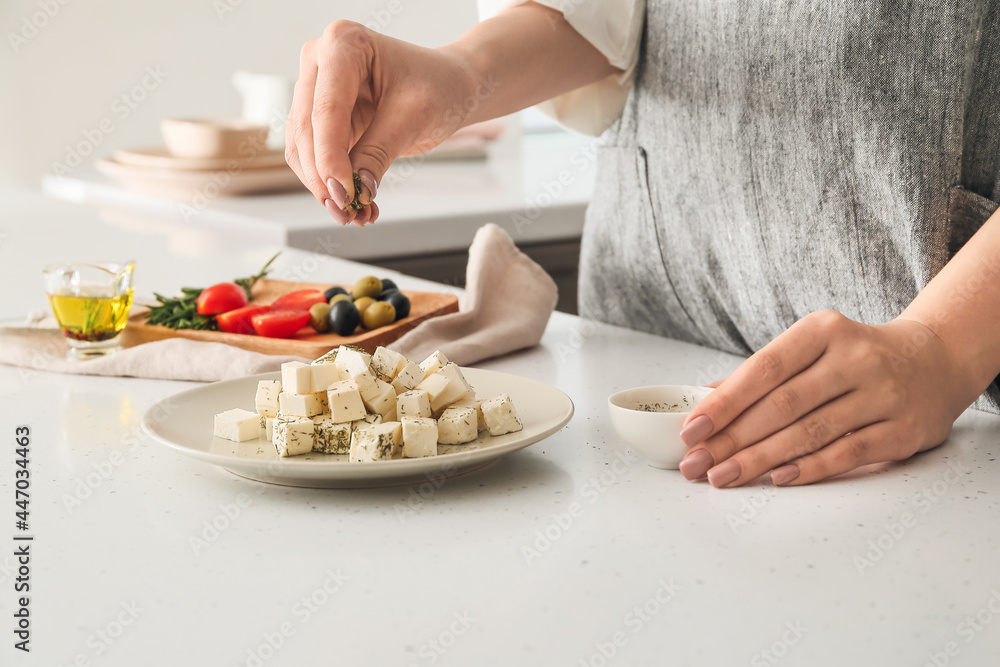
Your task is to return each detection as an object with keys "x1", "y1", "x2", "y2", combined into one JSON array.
[{"x1": 0, "y1": 0, "x2": 478, "y2": 190}]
